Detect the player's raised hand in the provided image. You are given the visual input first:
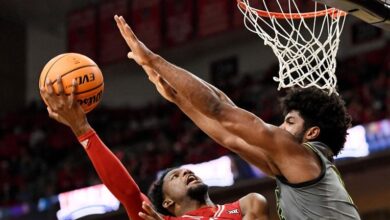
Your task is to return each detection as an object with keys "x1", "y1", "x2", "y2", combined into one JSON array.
[
  {"x1": 114, "y1": 15, "x2": 156, "y2": 67},
  {"x1": 40, "y1": 75, "x2": 90, "y2": 136},
  {"x1": 138, "y1": 202, "x2": 164, "y2": 220}
]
